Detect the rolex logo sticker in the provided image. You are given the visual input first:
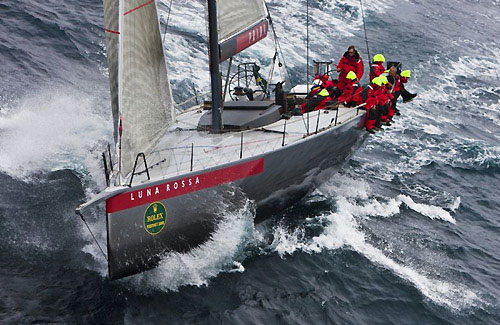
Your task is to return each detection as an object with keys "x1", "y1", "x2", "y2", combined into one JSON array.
[{"x1": 144, "y1": 202, "x2": 167, "y2": 235}]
